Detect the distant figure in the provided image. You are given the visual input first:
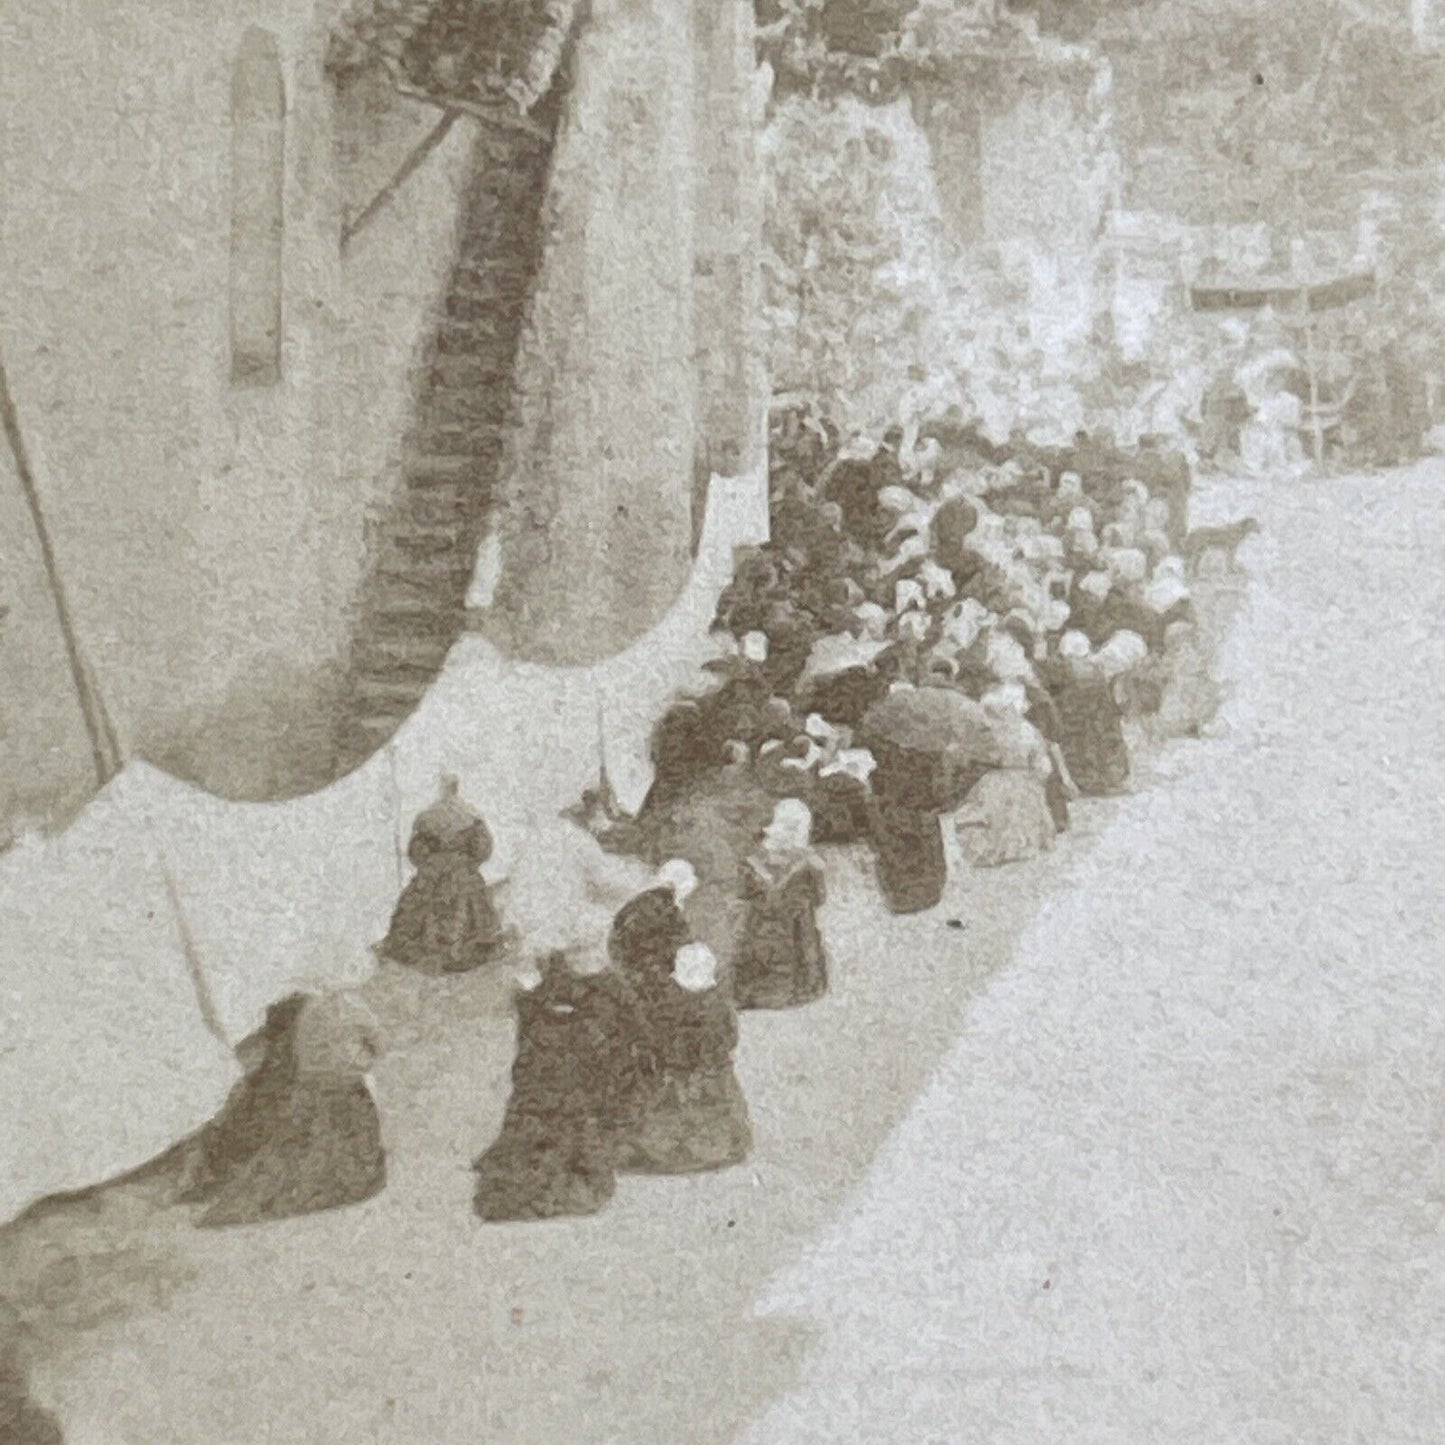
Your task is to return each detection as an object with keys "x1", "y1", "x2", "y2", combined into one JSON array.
[
  {"x1": 734, "y1": 800, "x2": 828, "y2": 1011},
  {"x1": 1049, "y1": 668, "x2": 1131, "y2": 798},
  {"x1": 382, "y1": 775, "x2": 502, "y2": 974},
  {"x1": 618, "y1": 942, "x2": 752, "y2": 1175},
  {"x1": 1148, "y1": 620, "x2": 1224, "y2": 742},
  {"x1": 473, "y1": 953, "x2": 650, "y2": 1223},
  {"x1": 868, "y1": 748, "x2": 949, "y2": 915},
  {"x1": 954, "y1": 769, "x2": 1057, "y2": 868},
  {"x1": 177, "y1": 991, "x2": 386, "y2": 1228}
]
